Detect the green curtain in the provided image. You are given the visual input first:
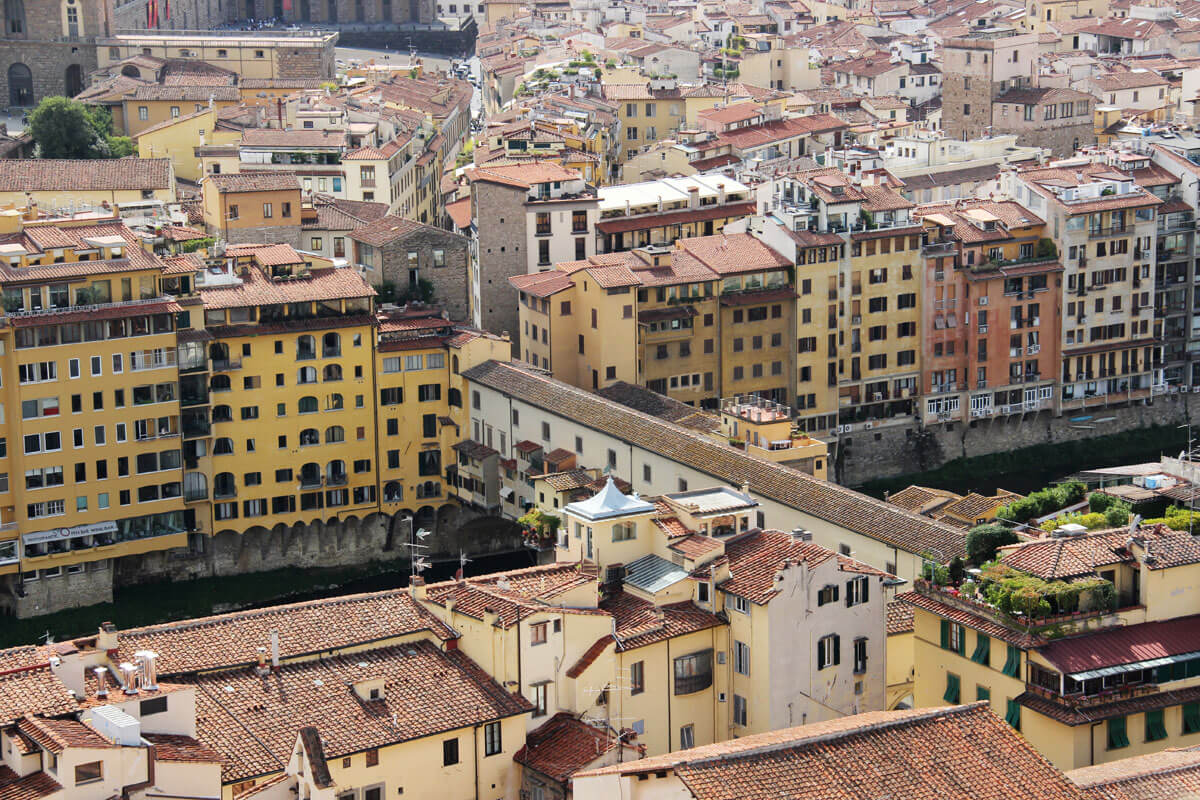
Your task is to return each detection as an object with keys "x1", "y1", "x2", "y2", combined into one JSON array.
[
  {"x1": 1145, "y1": 709, "x2": 1167, "y2": 742},
  {"x1": 1108, "y1": 716, "x2": 1129, "y2": 750},
  {"x1": 971, "y1": 633, "x2": 990, "y2": 665},
  {"x1": 944, "y1": 672, "x2": 960, "y2": 704},
  {"x1": 1005, "y1": 699, "x2": 1021, "y2": 730},
  {"x1": 1183, "y1": 702, "x2": 1200, "y2": 734},
  {"x1": 1002, "y1": 645, "x2": 1020, "y2": 677}
]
